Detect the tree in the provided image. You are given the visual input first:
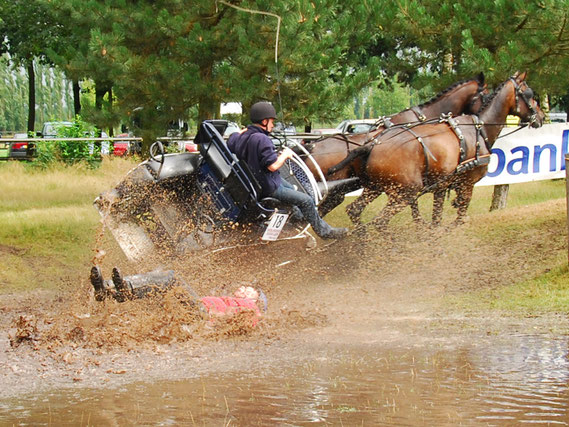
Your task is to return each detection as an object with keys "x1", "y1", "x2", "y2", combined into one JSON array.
[
  {"x1": 366, "y1": 0, "x2": 569, "y2": 97},
  {"x1": 0, "y1": 0, "x2": 65, "y2": 132},
  {"x1": 46, "y1": 0, "x2": 381, "y2": 151}
]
